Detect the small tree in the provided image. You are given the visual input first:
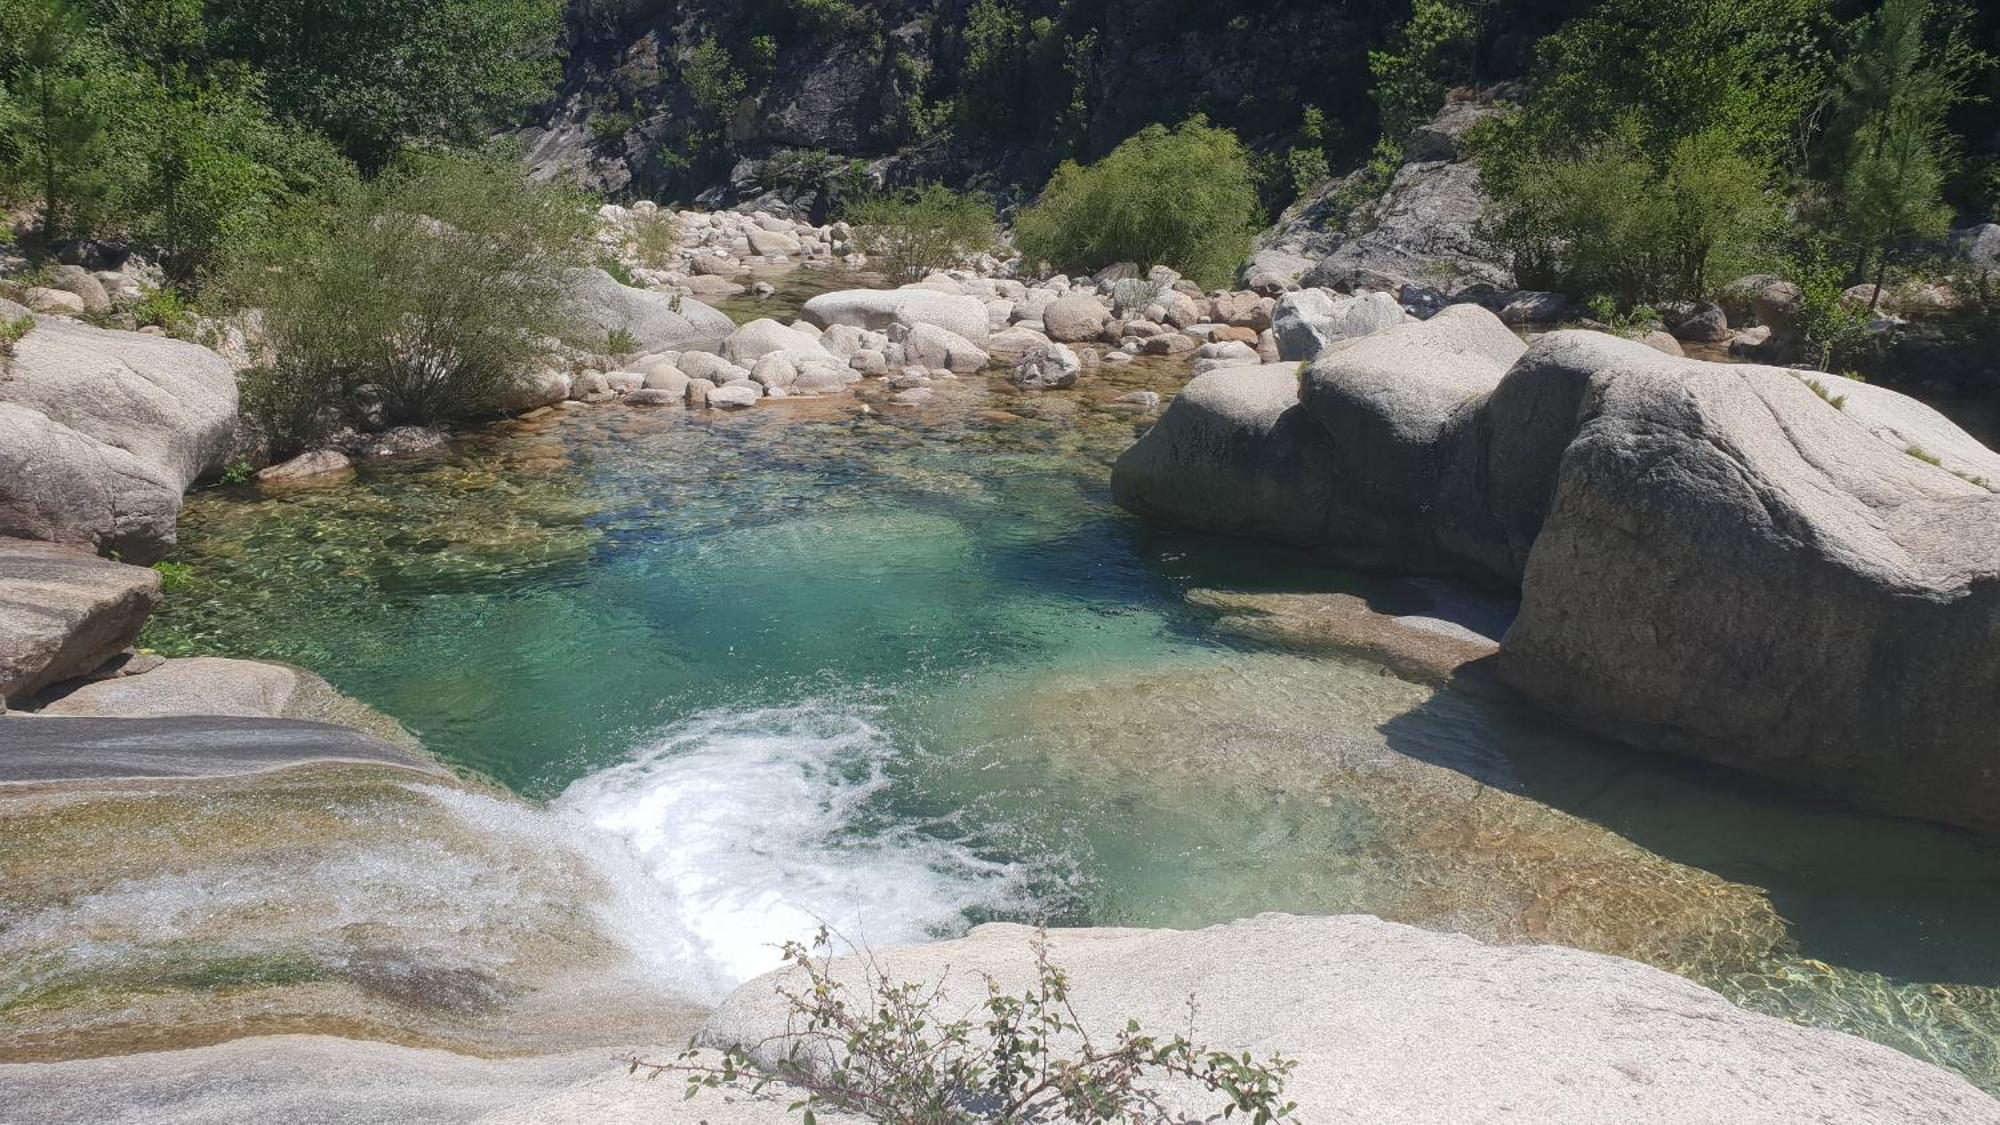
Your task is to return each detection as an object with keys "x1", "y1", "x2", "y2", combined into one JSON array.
[
  {"x1": 634, "y1": 927, "x2": 1299, "y2": 1124},
  {"x1": 844, "y1": 183, "x2": 997, "y2": 283},
  {"x1": 1014, "y1": 117, "x2": 1260, "y2": 288},
  {"x1": 223, "y1": 152, "x2": 594, "y2": 455},
  {"x1": 0, "y1": 0, "x2": 135, "y2": 245},
  {"x1": 1827, "y1": 0, "x2": 1989, "y2": 305},
  {"x1": 1369, "y1": 0, "x2": 1482, "y2": 144}
]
